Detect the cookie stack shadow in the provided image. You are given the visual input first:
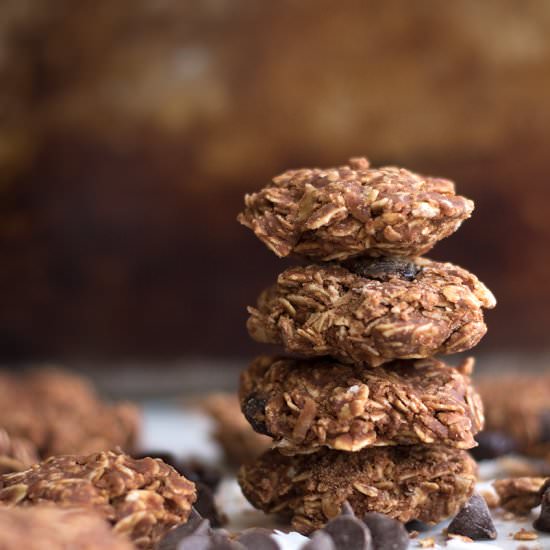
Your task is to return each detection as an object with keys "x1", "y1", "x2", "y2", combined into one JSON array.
[{"x1": 236, "y1": 157, "x2": 496, "y2": 533}]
